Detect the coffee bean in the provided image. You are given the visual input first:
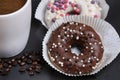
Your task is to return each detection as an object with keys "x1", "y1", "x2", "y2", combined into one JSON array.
[
  {"x1": 26, "y1": 59, "x2": 32, "y2": 64},
  {"x1": 20, "y1": 62, "x2": 26, "y2": 66},
  {"x1": 28, "y1": 55, "x2": 32, "y2": 59},
  {"x1": 0, "y1": 51, "x2": 43, "y2": 76},
  {"x1": 6, "y1": 68, "x2": 10, "y2": 72},
  {"x1": 32, "y1": 61, "x2": 38, "y2": 65},
  {"x1": 1, "y1": 68, "x2": 10, "y2": 75},
  {"x1": 35, "y1": 68, "x2": 41, "y2": 73},
  {"x1": 35, "y1": 66, "x2": 41, "y2": 73},
  {"x1": 11, "y1": 59, "x2": 15, "y2": 62},
  {"x1": 17, "y1": 60, "x2": 22, "y2": 64},
  {"x1": 19, "y1": 66, "x2": 26, "y2": 72},
  {"x1": 3, "y1": 63, "x2": 8, "y2": 68},
  {"x1": 11, "y1": 59, "x2": 17, "y2": 66},
  {"x1": 36, "y1": 65, "x2": 42, "y2": 72},
  {"x1": 30, "y1": 57, "x2": 36, "y2": 61},
  {"x1": 21, "y1": 56, "x2": 25, "y2": 59},
  {"x1": 22, "y1": 58, "x2": 27, "y2": 62},
  {"x1": 8, "y1": 65, "x2": 12, "y2": 68},
  {"x1": 37, "y1": 58, "x2": 41, "y2": 62},
  {"x1": 3, "y1": 59, "x2": 9, "y2": 63},
  {"x1": 24, "y1": 53, "x2": 29, "y2": 57},
  {"x1": 8, "y1": 61, "x2": 12, "y2": 64},
  {"x1": 12, "y1": 61, "x2": 17, "y2": 66},
  {"x1": 36, "y1": 65, "x2": 41, "y2": 69},
  {"x1": 0, "y1": 64, "x2": 3, "y2": 69},
  {"x1": 28, "y1": 71, "x2": 34, "y2": 76},
  {"x1": 31, "y1": 65, "x2": 36, "y2": 69},
  {"x1": 26, "y1": 66, "x2": 33, "y2": 71}
]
